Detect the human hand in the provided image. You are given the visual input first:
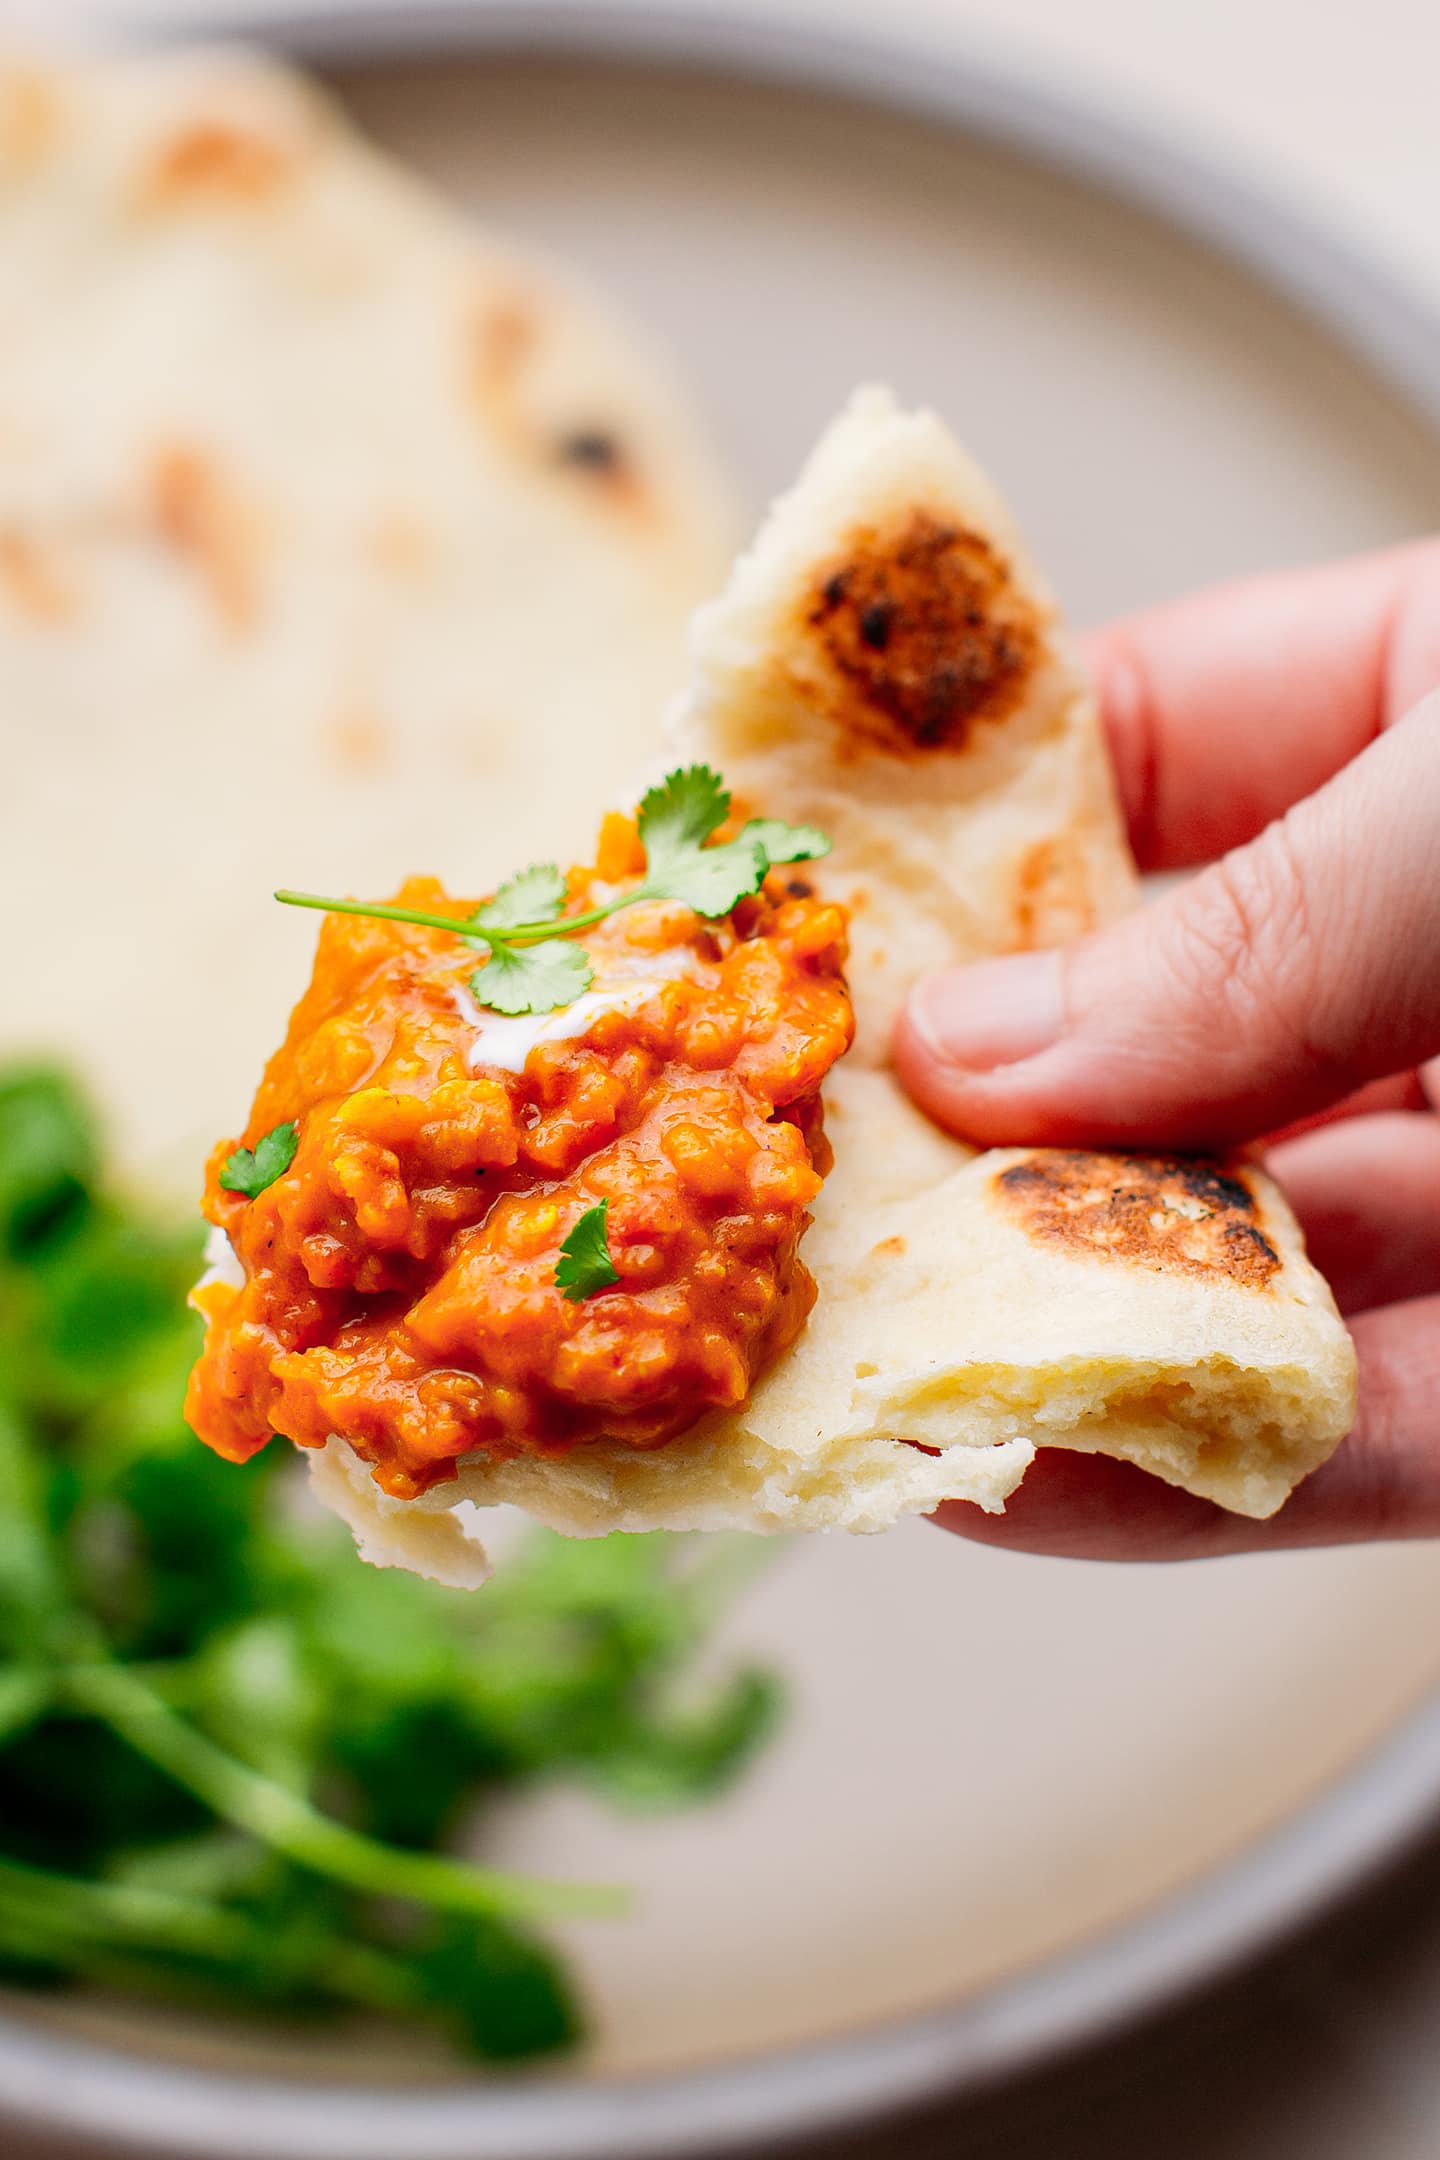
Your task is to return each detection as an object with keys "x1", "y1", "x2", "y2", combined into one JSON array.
[{"x1": 893, "y1": 543, "x2": 1440, "y2": 1558}]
